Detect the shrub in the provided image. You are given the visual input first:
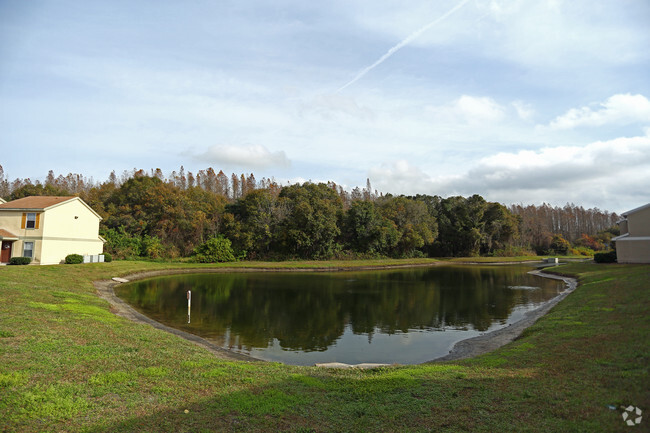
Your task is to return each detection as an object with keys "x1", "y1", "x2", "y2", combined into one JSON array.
[
  {"x1": 594, "y1": 250, "x2": 617, "y2": 263},
  {"x1": 142, "y1": 235, "x2": 165, "y2": 259},
  {"x1": 491, "y1": 246, "x2": 537, "y2": 257},
  {"x1": 569, "y1": 246, "x2": 595, "y2": 256},
  {"x1": 9, "y1": 257, "x2": 31, "y2": 265},
  {"x1": 549, "y1": 234, "x2": 571, "y2": 255},
  {"x1": 102, "y1": 253, "x2": 112, "y2": 262},
  {"x1": 100, "y1": 226, "x2": 142, "y2": 259},
  {"x1": 65, "y1": 254, "x2": 84, "y2": 264},
  {"x1": 193, "y1": 236, "x2": 236, "y2": 263}
]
